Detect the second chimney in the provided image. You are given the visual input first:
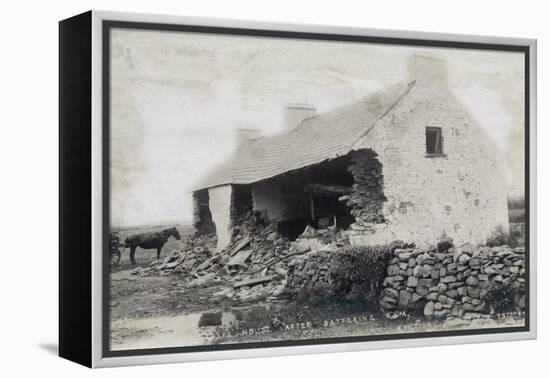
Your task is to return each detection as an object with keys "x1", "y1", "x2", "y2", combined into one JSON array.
[{"x1": 285, "y1": 103, "x2": 316, "y2": 133}]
